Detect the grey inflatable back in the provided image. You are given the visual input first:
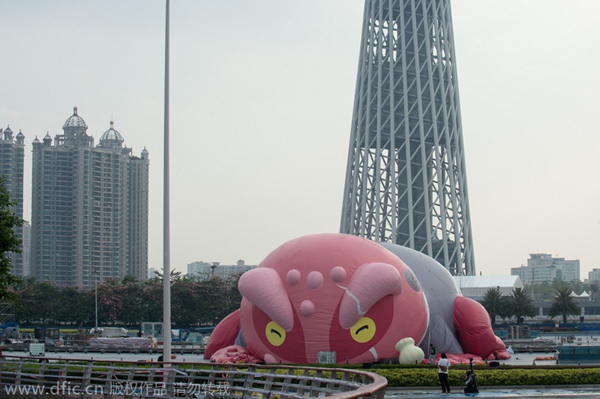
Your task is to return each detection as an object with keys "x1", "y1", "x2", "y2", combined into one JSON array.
[{"x1": 379, "y1": 242, "x2": 464, "y2": 354}]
